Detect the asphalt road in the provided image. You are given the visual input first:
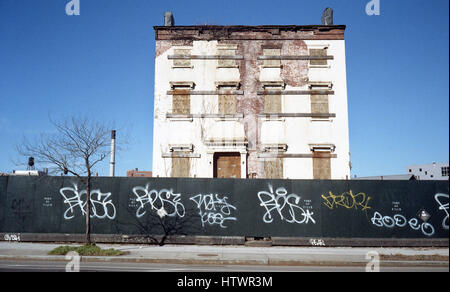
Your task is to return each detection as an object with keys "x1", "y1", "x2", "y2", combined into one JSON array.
[{"x1": 0, "y1": 260, "x2": 447, "y2": 272}]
